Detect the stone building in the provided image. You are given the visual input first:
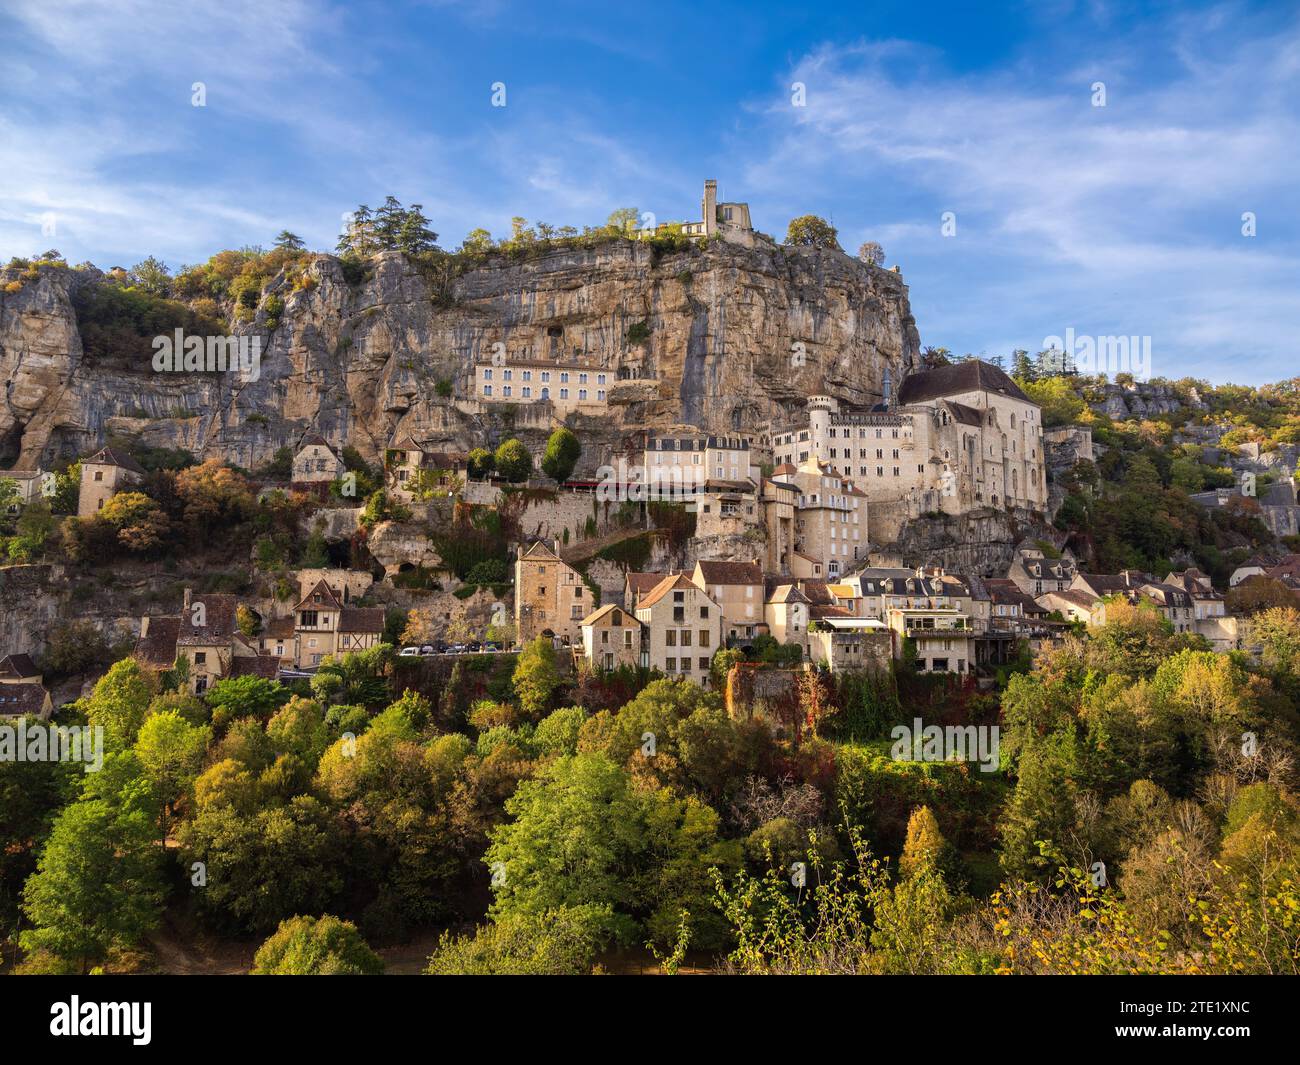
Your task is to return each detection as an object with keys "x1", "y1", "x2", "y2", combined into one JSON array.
[
  {"x1": 0, "y1": 653, "x2": 53, "y2": 720},
  {"x1": 690, "y1": 560, "x2": 764, "y2": 644},
  {"x1": 284, "y1": 580, "x2": 385, "y2": 668},
  {"x1": 773, "y1": 458, "x2": 867, "y2": 579},
  {"x1": 808, "y1": 619, "x2": 892, "y2": 674},
  {"x1": 0, "y1": 468, "x2": 45, "y2": 515},
  {"x1": 770, "y1": 360, "x2": 1046, "y2": 517},
  {"x1": 633, "y1": 574, "x2": 723, "y2": 686},
  {"x1": 578, "y1": 605, "x2": 643, "y2": 672},
  {"x1": 78, "y1": 447, "x2": 144, "y2": 517},
  {"x1": 134, "y1": 590, "x2": 278, "y2": 694},
  {"x1": 291, "y1": 434, "x2": 345, "y2": 484},
  {"x1": 387, "y1": 435, "x2": 469, "y2": 502},
  {"x1": 1005, "y1": 545, "x2": 1078, "y2": 596},
  {"x1": 662, "y1": 179, "x2": 755, "y2": 244},
  {"x1": 514, "y1": 540, "x2": 590, "y2": 648},
  {"x1": 474, "y1": 357, "x2": 611, "y2": 417}
]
